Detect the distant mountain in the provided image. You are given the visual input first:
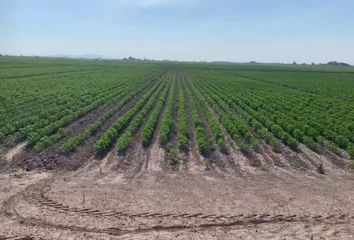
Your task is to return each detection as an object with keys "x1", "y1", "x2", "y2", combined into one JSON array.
[{"x1": 53, "y1": 54, "x2": 106, "y2": 59}]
